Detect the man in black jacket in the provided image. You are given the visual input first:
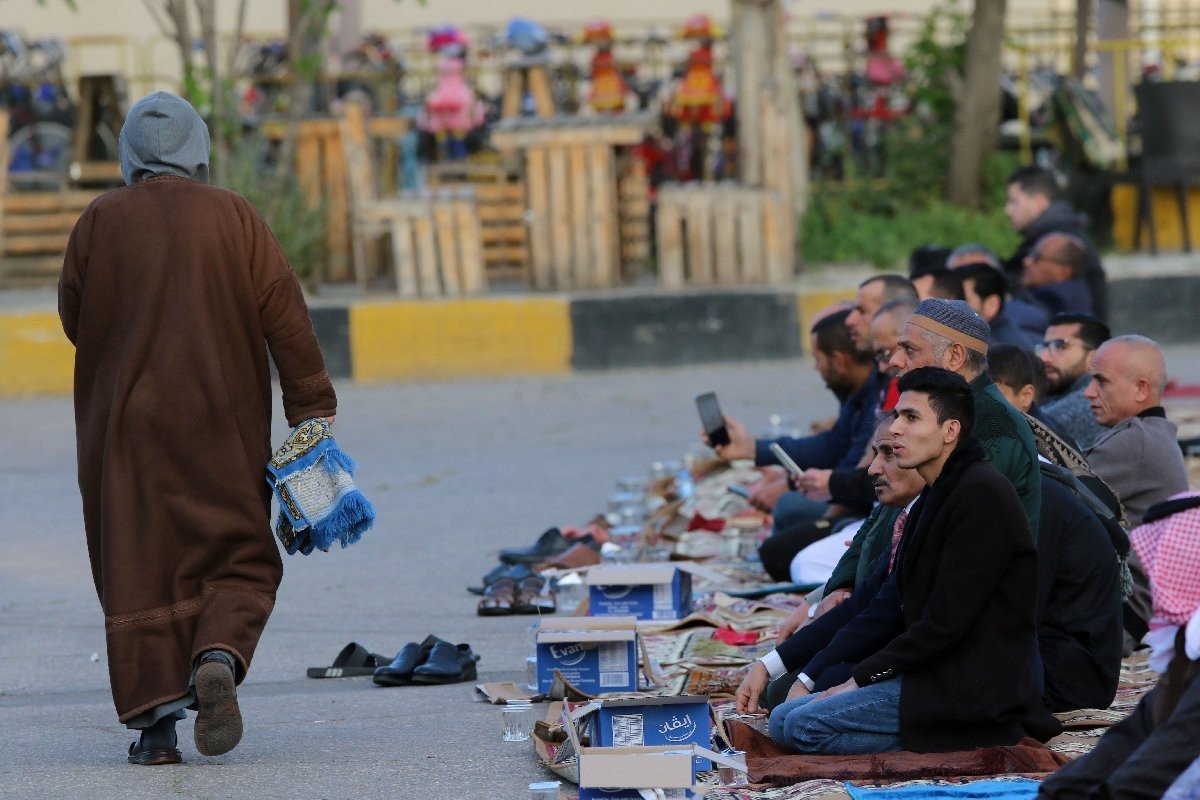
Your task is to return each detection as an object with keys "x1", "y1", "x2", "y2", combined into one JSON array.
[
  {"x1": 1003, "y1": 166, "x2": 1107, "y2": 320},
  {"x1": 743, "y1": 367, "x2": 1059, "y2": 754}
]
